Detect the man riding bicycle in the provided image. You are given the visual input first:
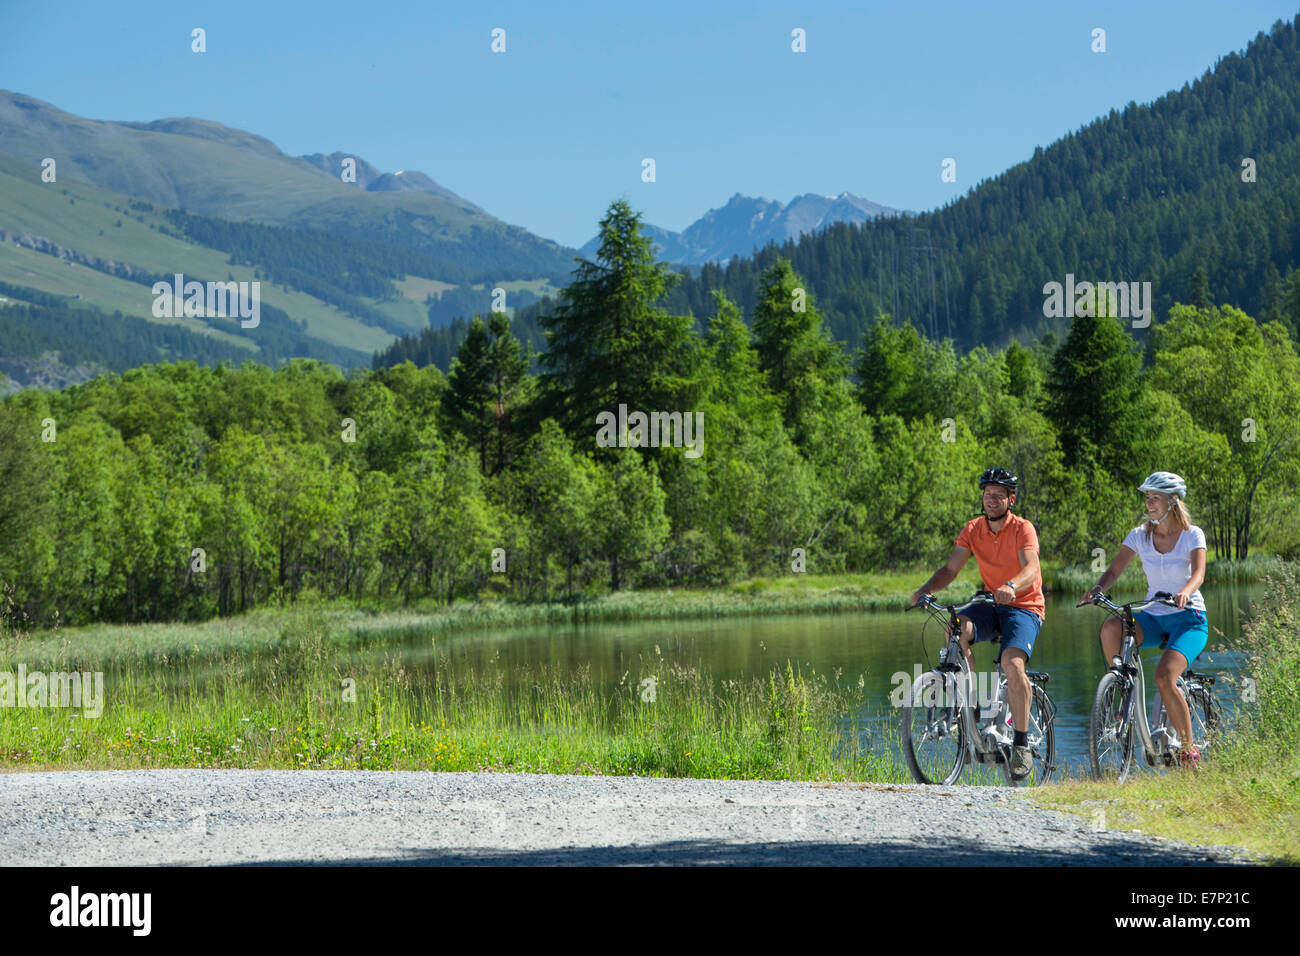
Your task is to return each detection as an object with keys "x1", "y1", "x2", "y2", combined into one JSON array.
[{"x1": 911, "y1": 468, "x2": 1044, "y2": 780}]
